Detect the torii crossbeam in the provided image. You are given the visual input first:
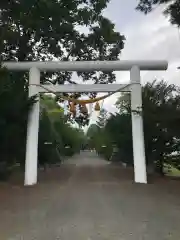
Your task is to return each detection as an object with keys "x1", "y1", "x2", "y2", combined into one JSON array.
[{"x1": 3, "y1": 60, "x2": 168, "y2": 186}]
